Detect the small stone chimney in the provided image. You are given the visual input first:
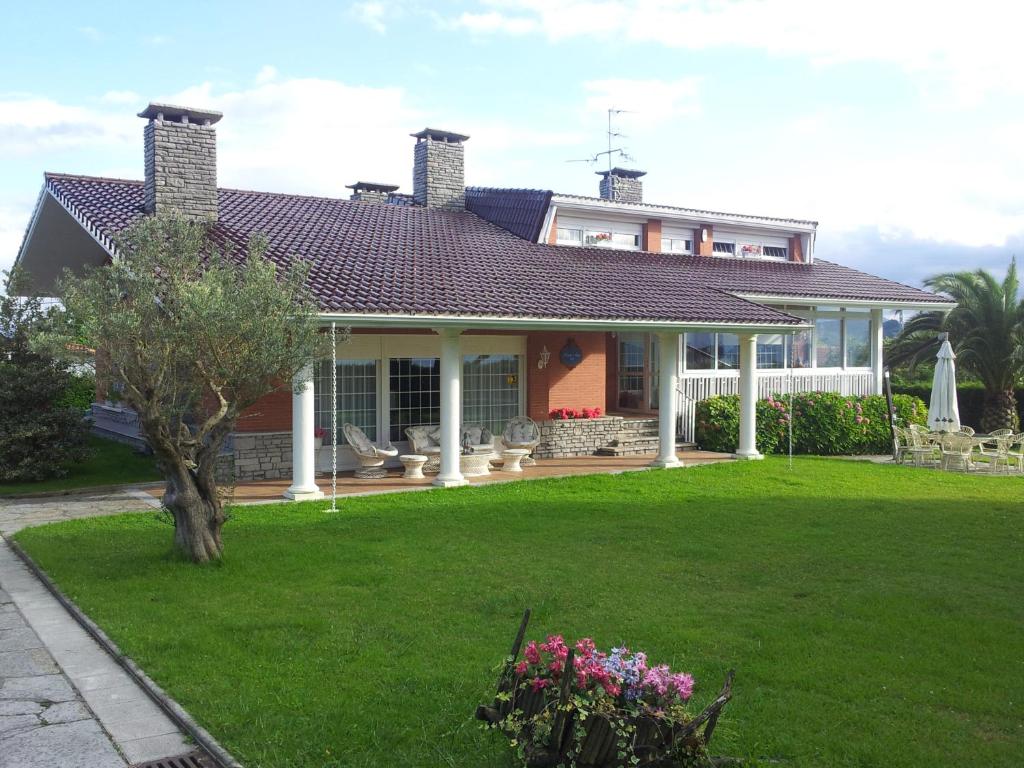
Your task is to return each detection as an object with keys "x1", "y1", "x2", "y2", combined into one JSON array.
[
  {"x1": 346, "y1": 181, "x2": 400, "y2": 203},
  {"x1": 411, "y1": 128, "x2": 469, "y2": 210},
  {"x1": 139, "y1": 103, "x2": 221, "y2": 220},
  {"x1": 597, "y1": 167, "x2": 646, "y2": 204}
]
